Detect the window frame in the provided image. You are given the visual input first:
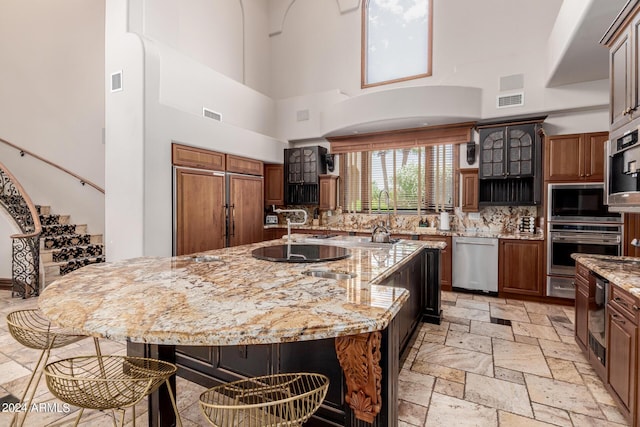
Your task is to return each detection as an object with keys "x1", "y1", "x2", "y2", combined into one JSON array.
[{"x1": 361, "y1": 0, "x2": 434, "y2": 89}]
